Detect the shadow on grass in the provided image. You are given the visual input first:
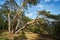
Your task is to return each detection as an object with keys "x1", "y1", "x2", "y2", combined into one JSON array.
[
  {"x1": 34, "y1": 34, "x2": 55, "y2": 40},
  {"x1": 0, "y1": 30, "x2": 5, "y2": 36},
  {"x1": 14, "y1": 35, "x2": 27, "y2": 40},
  {"x1": 14, "y1": 31, "x2": 27, "y2": 40},
  {"x1": 34, "y1": 33, "x2": 60, "y2": 40},
  {"x1": 5, "y1": 31, "x2": 27, "y2": 40}
]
